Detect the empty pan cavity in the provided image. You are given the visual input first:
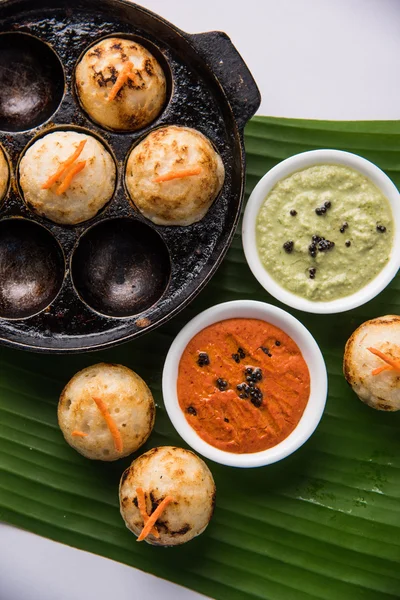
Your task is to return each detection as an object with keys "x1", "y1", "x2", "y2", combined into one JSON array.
[
  {"x1": 0, "y1": 33, "x2": 65, "y2": 132},
  {"x1": 0, "y1": 219, "x2": 65, "y2": 319},
  {"x1": 71, "y1": 218, "x2": 171, "y2": 317}
]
